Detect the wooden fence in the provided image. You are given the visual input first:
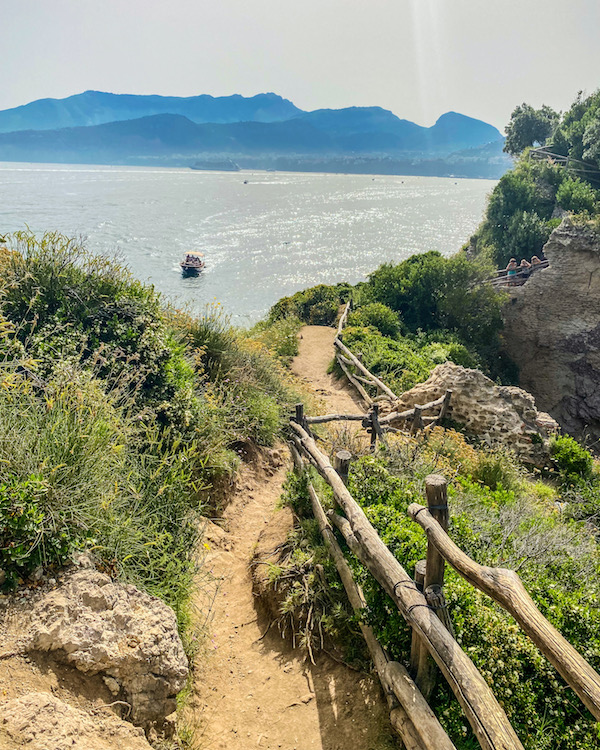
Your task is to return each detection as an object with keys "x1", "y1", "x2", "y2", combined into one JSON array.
[
  {"x1": 286, "y1": 304, "x2": 600, "y2": 747},
  {"x1": 329, "y1": 300, "x2": 451, "y2": 440},
  {"x1": 288, "y1": 418, "x2": 600, "y2": 750}
]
